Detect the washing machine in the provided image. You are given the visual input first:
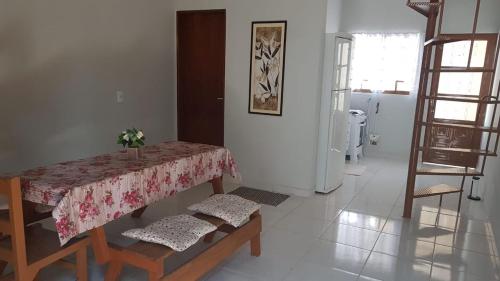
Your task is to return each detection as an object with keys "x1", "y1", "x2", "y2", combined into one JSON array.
[{"x1": 347, "y1": 110, "x2": 367, "y2": 163}]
